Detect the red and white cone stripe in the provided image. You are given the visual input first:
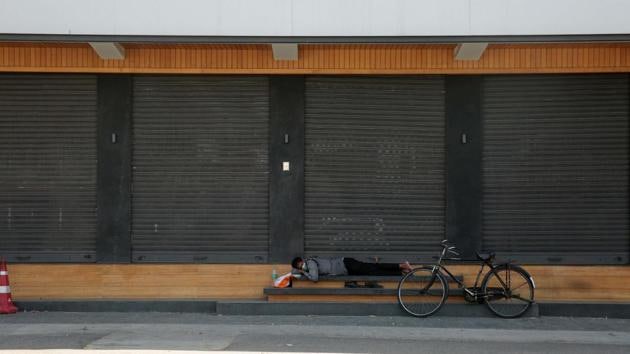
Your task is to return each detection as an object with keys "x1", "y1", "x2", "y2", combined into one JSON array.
[{"x1": 0, "y1": 258, "x2": 18, "y2": 314}]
